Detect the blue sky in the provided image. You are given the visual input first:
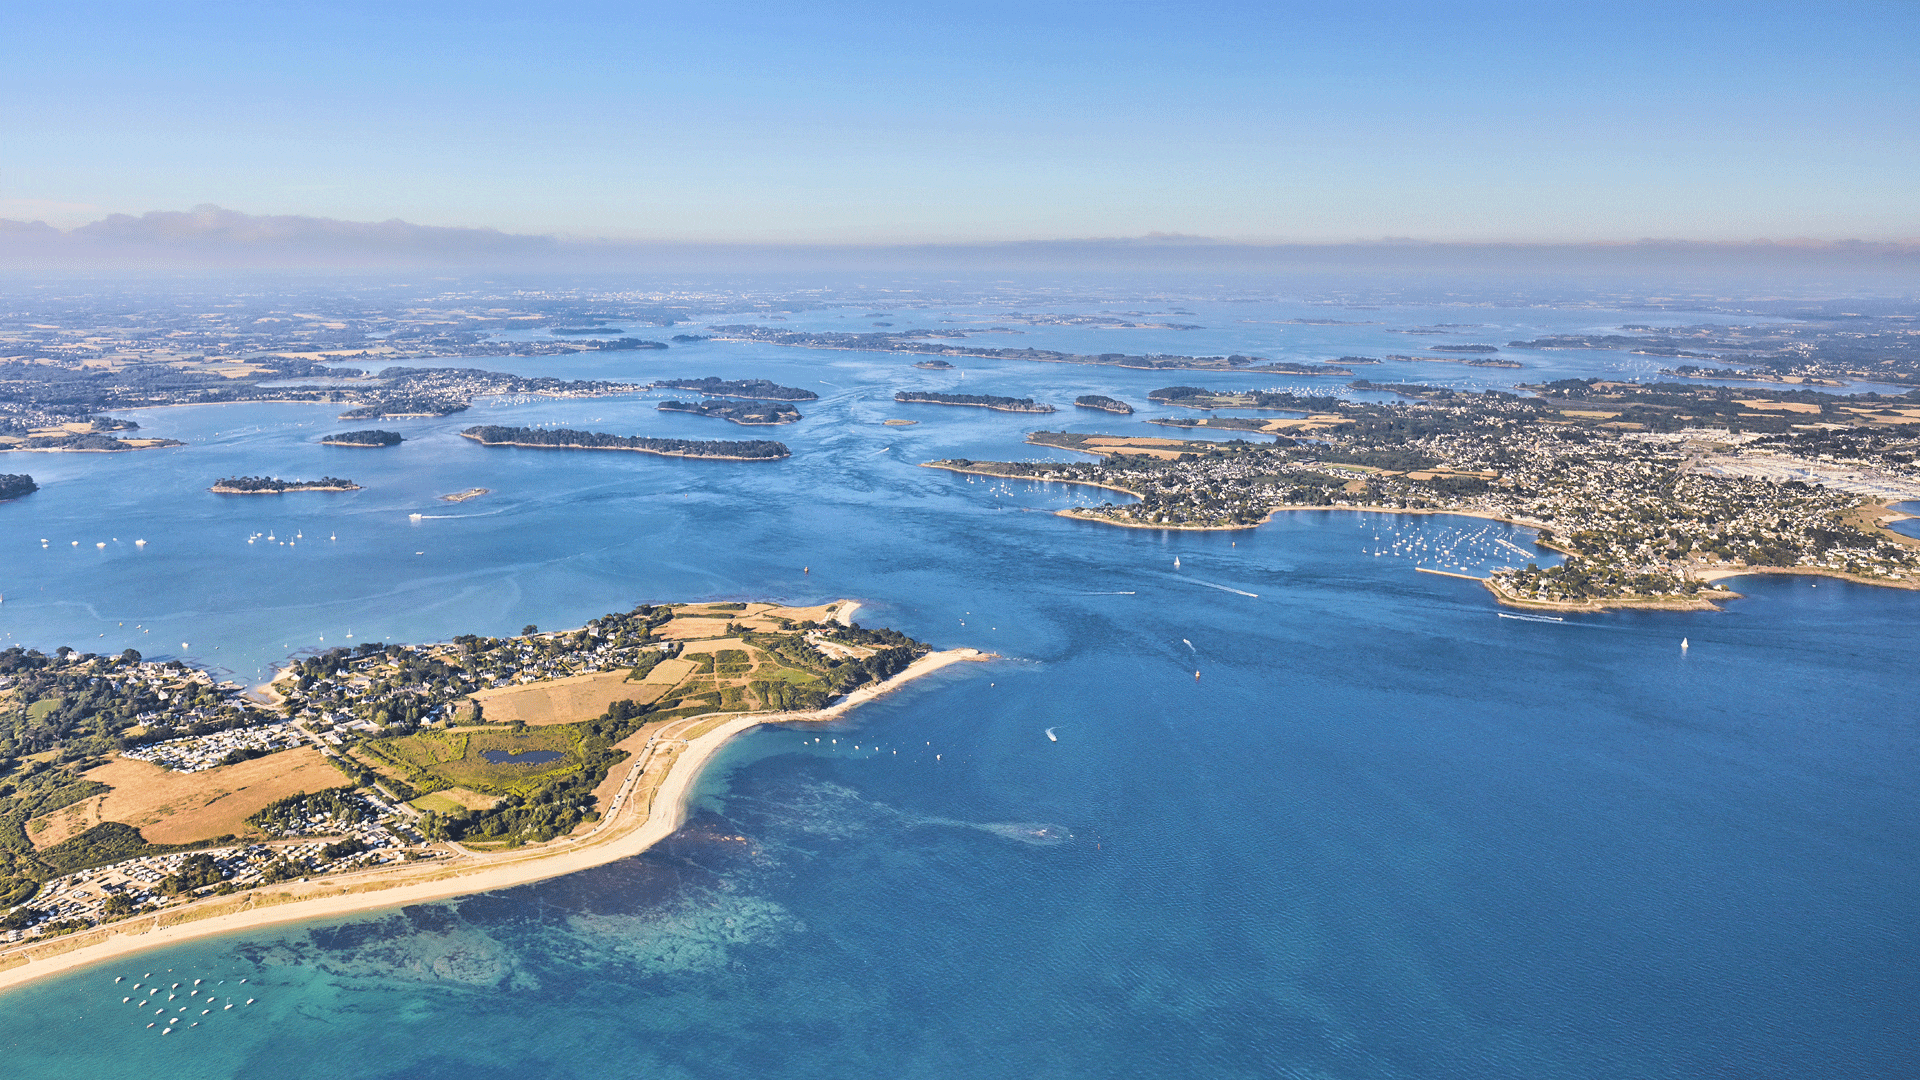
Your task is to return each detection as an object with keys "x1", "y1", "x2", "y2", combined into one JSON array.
[{"x1": 2, "y1": 1, "x2": 1914, "y2": 242}]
